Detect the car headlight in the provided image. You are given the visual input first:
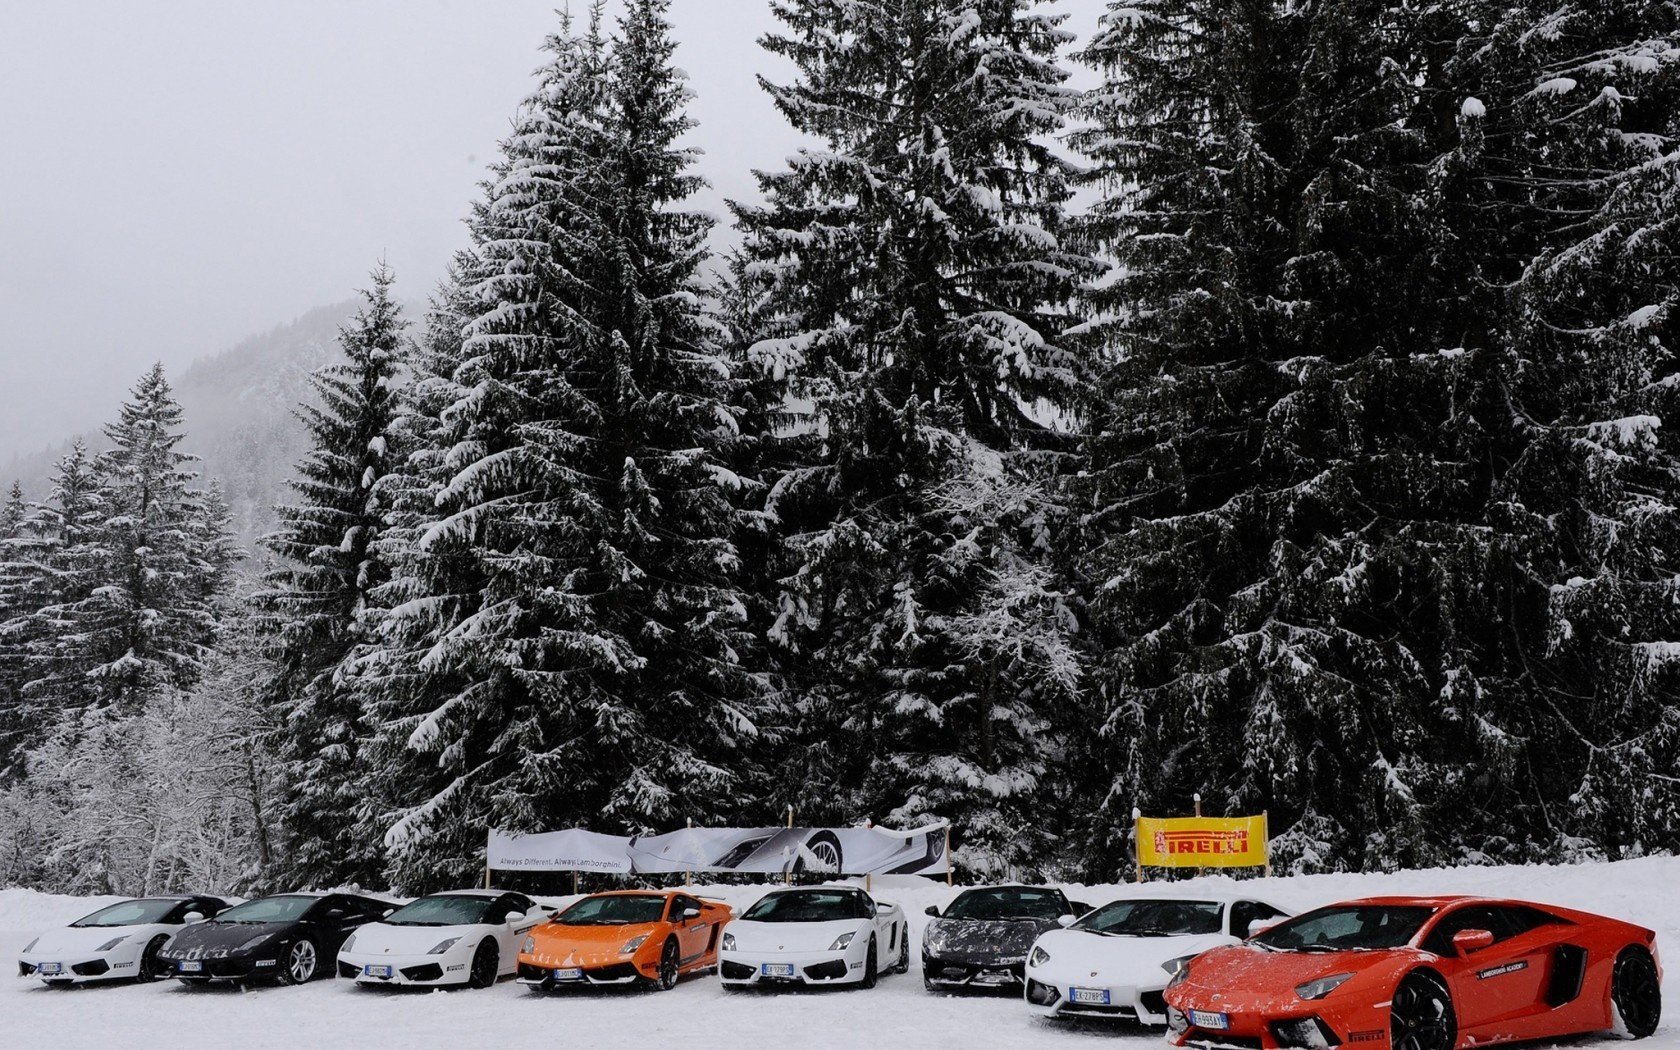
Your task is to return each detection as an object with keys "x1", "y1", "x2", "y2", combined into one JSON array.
[
  {"x1": 829, "y1": 932, "x2": 855, "y2": 952},
  {"x1": 521, "y1": 936, "x2": 535, "y2": 954},
  {"x1": 96, "y1": 935, "x2": 129, "y2": 952},
  {"x1": 237, "y1": 935, "x2": 271, "y2": 953},
  {"x1": 1162, "y1": 954, "x2": 1198, "y2": 975},
  {"x1": 341, "y1": 934, "x2": 358, "y2": 954},
  {"x1": 1029, "y1": 945, "x2": 1050, "y2": 967},
  {"x1": 428, "y1": 938, "x2": 461, "y2": 956},
  {"x1": 721, "y1": 933, "x2": 736, "y2": 952},
  {"x1": 22, "y1": 938, "x2": 38, "y2": 954},
  {"x1": 1295, "y1": 972, "x2": 1354, "y2": 1000},
  {"x1": 620, "y1": 934, "x2": 648, "y2": 955}
]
